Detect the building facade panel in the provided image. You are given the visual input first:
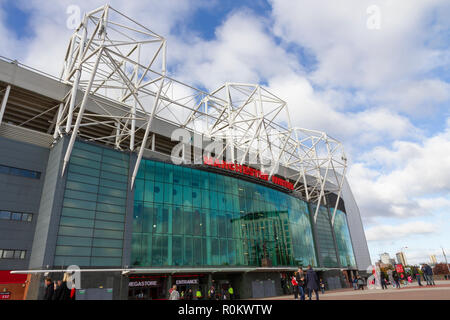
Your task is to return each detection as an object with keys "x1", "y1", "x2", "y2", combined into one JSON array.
[
  {"x1": 0, "y1": 137, "x2": 49, "y2": 270},
  {"x1": 53, "y1": 141, "x2": 129, "y2": 267}
]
